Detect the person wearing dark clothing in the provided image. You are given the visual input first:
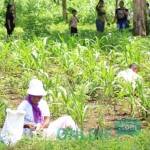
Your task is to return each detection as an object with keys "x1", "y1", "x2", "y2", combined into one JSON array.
[
  {"x1": 96, "y1": 0, "x2": 107, "y2": 32},
  {"x1": 115, "y1": 0, "x2": 128, "y2": 30},
  {"x1": 146, "y1": 2, "x2": 150, "y2": 34},
  {"x1": 5, "y1": 4, "x2": 15, "y2": 36}
]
